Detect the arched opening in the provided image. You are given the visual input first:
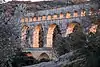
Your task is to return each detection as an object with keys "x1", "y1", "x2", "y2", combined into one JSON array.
[
  {"x1": 47, "y1": 14, "x2": 52, "y2": 20},
  {"x1": 33, "y1": 24, "x2": 43, "y2": 48},
  {"x1": 29, "y1": 17, "x2": 33, "y2": 22},
  {"x1": 38, "y1": 53, "x2": 49, "y2": 60},
  {"x1": 33, "y1": 16, "x2": 37, "y2": 22},
  {"x1": 66, "y1": 11, "x2": 71, "y2": 18},
  {"x1": 59, "y1": 12, "x2": 64, "y2": 19},
  {"x1": 81, "y1": 9, "x2": 86, "y2": 16},
  {"x1": 21, "y1": 25, "x2": 29, "y2": 41},
  {"x1": 73, "y1": 10, "x2": 78, "y2": 17},
  {"x1": 89, "y1": 20, "x2": 100, "y2": 34},
  {"x1": 47, "y1": 24, "x2": 60, "y2": 47},
  {"x1": 38, "y1": 16, "x2": 41, "y2": 21},
  {"x1": 89, "y1": 24, "x2": 98, "y2": 34},
  {"x1": 65, "y1": 22, "x2": 82, "y2": 36},
  {"x1": 52, "y1": 13, "x2": 58, "y2": 20},
  {"x1": 42, "y1": 15, "x2": 46, "y2": 21},
  {"x1": 25, "y1": 17, "x2": 29, "y2": 22},
  {"x1": 21, "y1": 18, "x2": 25, "y2": 23},
  {"x1": 21, "y1": 25, "x2": 29, "y2": 46},
  {"x1": 89, "y1": 8, "x2": 94, "y2": 15}
]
